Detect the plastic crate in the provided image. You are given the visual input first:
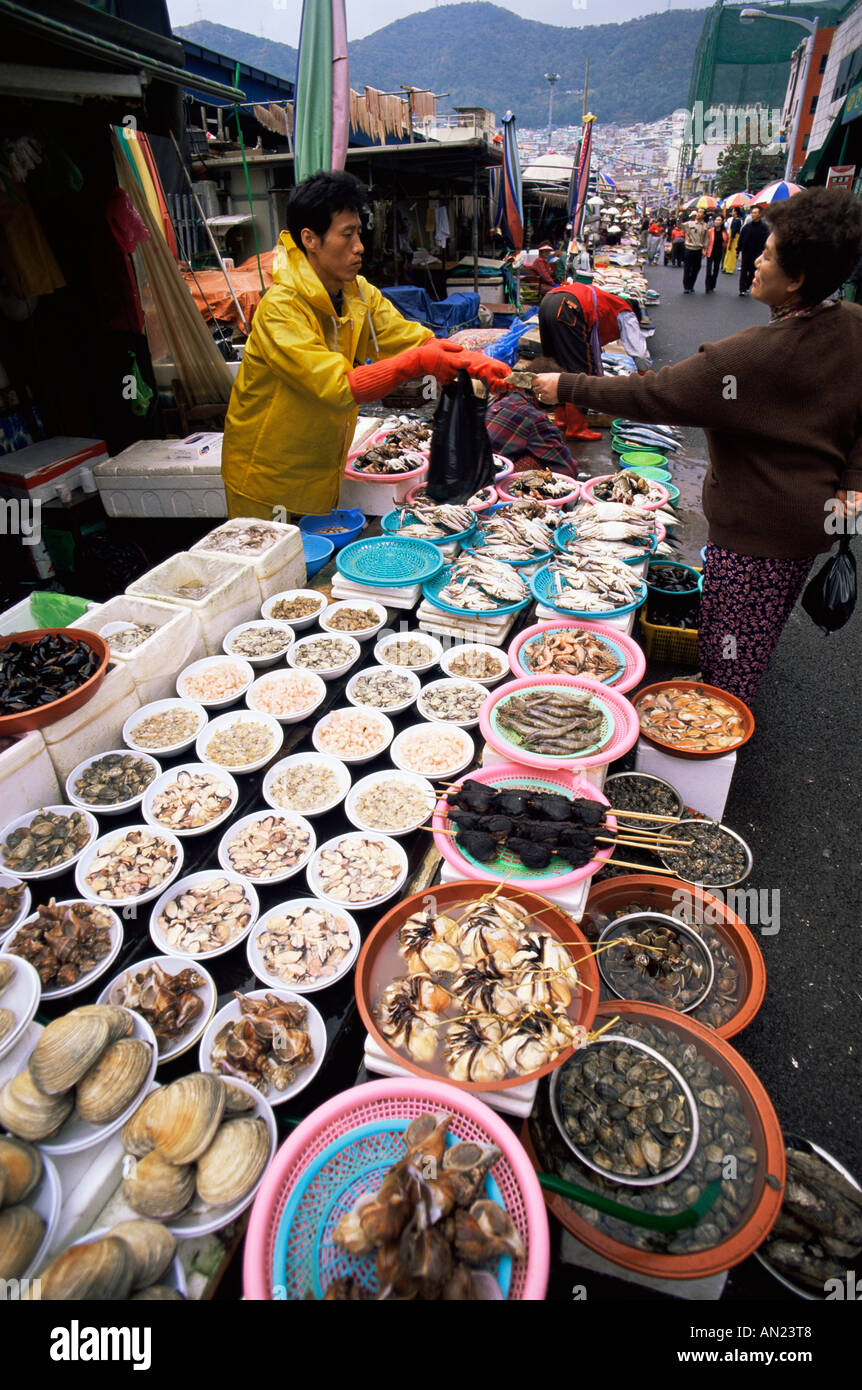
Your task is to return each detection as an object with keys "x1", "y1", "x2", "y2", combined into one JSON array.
[{"x1": 638, "y1": 611, "x2": 699, "y2": 666}]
